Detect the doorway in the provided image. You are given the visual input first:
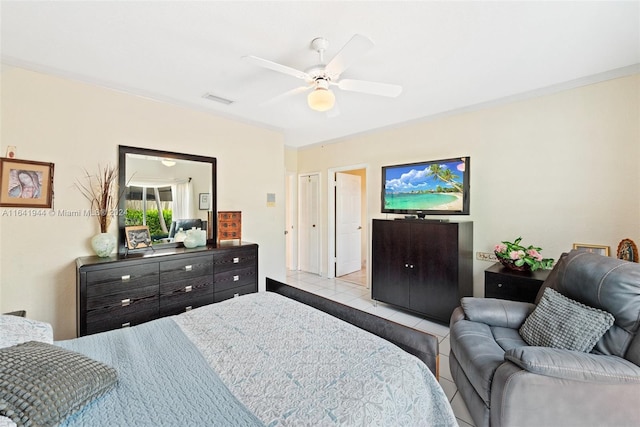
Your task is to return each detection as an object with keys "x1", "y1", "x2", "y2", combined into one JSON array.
[{"x1": 328, "y1": 165, "x2": 367, "y2": 286}]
